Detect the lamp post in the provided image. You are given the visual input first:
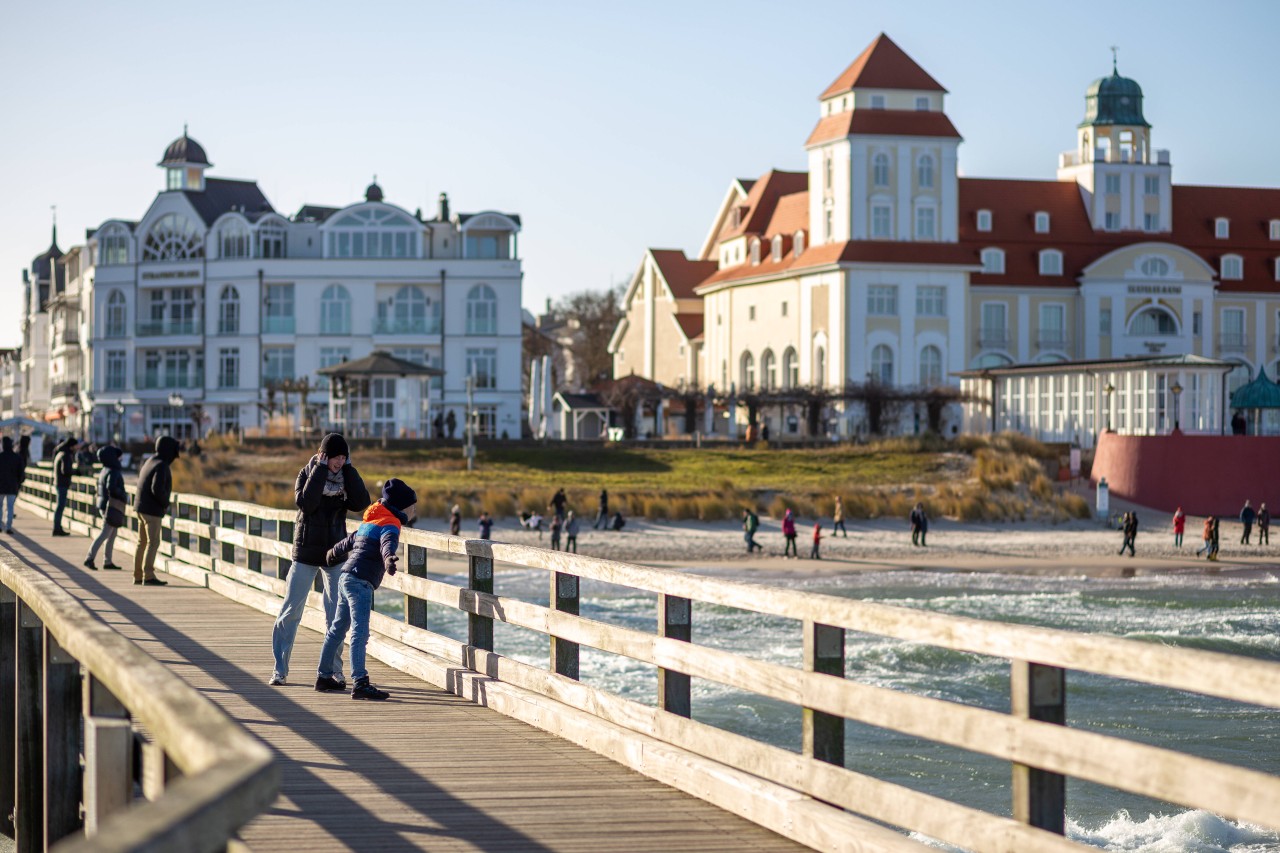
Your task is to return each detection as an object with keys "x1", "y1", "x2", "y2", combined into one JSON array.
[
  {"x1": 464, "y1": 372, "x2": 475, "y2": 472},
  {"x1": 1104, "y1": 382, "x2": 1115, "y2": 432},
  {"x1": 1170, "y1": 380, "x2": 1183, "y2": 432}
]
